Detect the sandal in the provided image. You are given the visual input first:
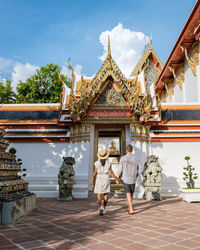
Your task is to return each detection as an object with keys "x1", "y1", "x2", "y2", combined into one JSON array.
[{"x1": 99, "y1": 206, "x2": 104, "y2": 216}]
